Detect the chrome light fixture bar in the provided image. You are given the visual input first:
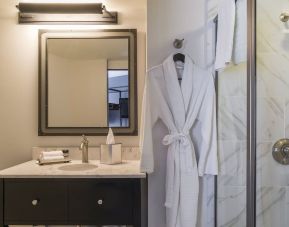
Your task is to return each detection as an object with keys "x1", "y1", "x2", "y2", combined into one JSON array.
[{"x1": 16, "y1": 2, "x2": 118, "y2": 24}]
